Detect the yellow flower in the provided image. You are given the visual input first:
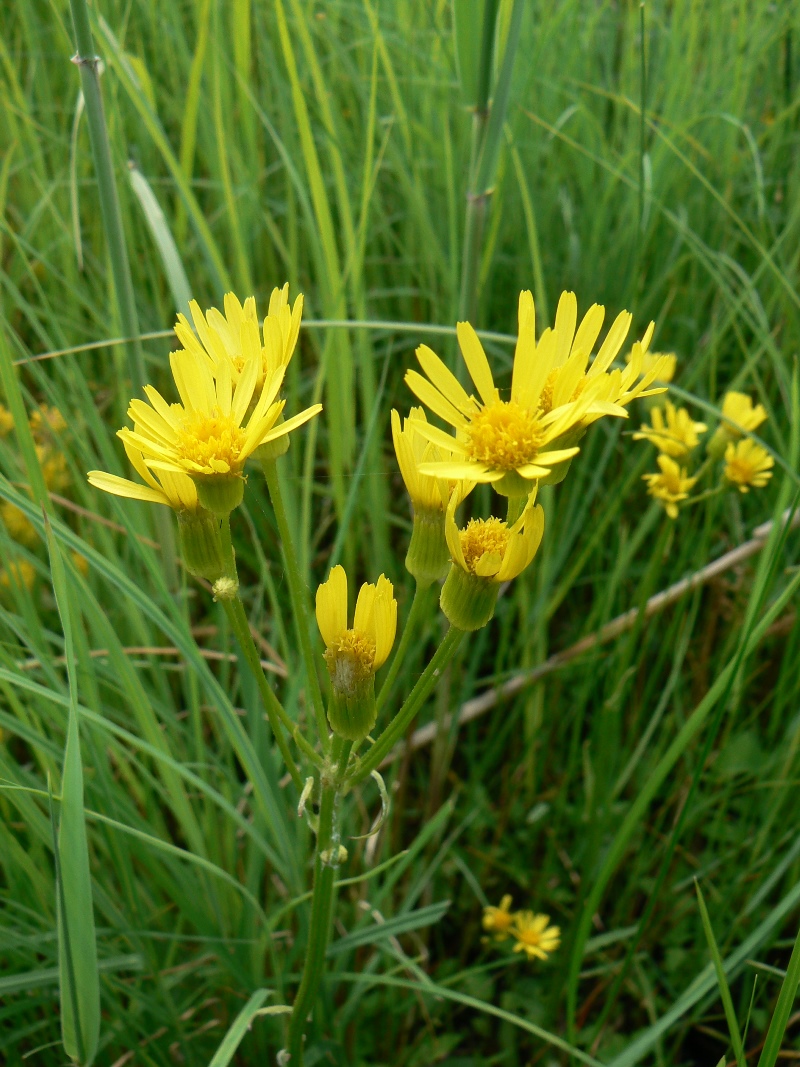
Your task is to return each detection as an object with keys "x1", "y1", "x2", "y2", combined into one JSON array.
[
  {"x1": 117, "y1": 338, "x2": 320, "y2": 514},
  {"x1": 632, "y1": 401, "x2": 707, "y2": 457},
  {"x1": 0, "y1": 559, "x2": 36, "y2": 591},
  {"x1": 30, "y1": 405, "x2": 67, "y2": 441},
  {"x1": 440, "y1": 489, "x2": 545, "y2": 630},
  {"x1": 511, "y1": 912, "x2": 561, "y2": 961},
  {"x1": 406, "y1": 290, "x2": 665, "y2": 496},
  {"x1": 720, "y1": 391, "x2": 768, "y2": 436},
  {"x1": 1, "y1": 502, "x2": 37, "y2": 545},
  {"x1": 643, "y1": 454, "x2": 697, "y2": 519},
  {"x1": 316, "y1": 565, "x2": 397, "y2": 740},
  {"x1": 391, "y1": 407, "x2": 469, "y2": 513},
  {"x1": 175, "y1": 286, "x2": 303, "y2": 393},
  {"x1": 628, "y1": 350, "x2": 677, "y2": 385},
  {"x1": 0, "y1": 404, "x2": 14, "y2": 436},
  {"x1": 89, "y1": 440, "x2": 200, "y2": 512},
  {"x1": 445, "y1": 489, "x2": 544, "y2": 584},
  {"x1": 482, "y1": 895, "x2": 515, "y2": 942},
  {"x1": 724, "y1": 439, "x2": 774, "y2": 493},
  {"x1": 38, "y1": 446, "x2": 69, "y2": 493}
]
